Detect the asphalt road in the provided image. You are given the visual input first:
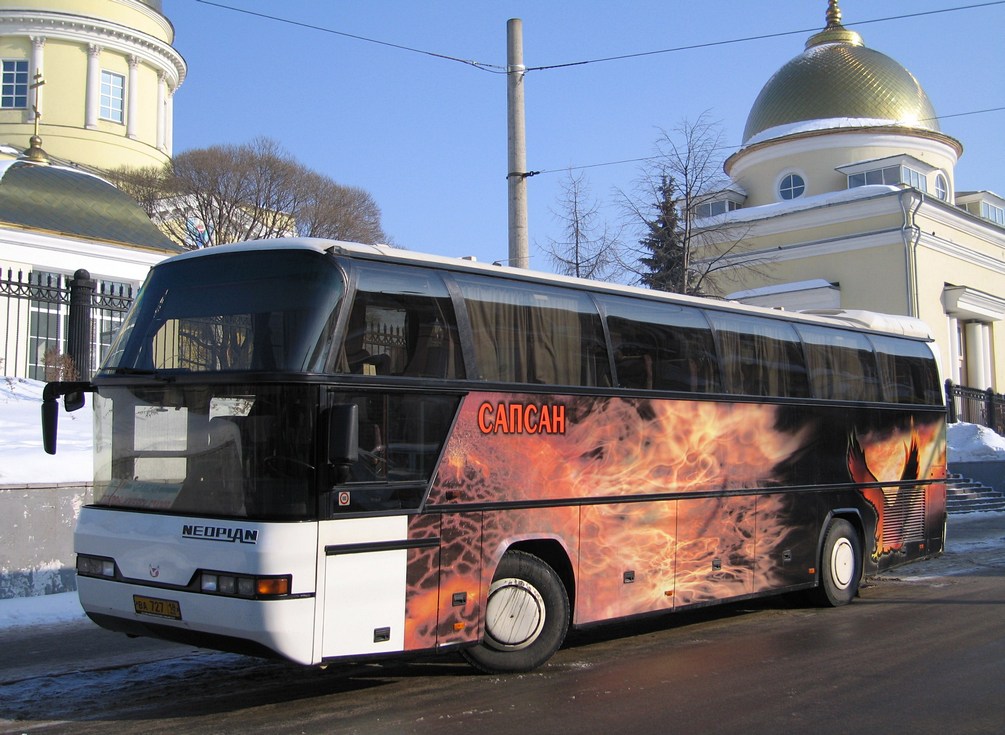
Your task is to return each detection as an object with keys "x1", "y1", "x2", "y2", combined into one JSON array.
[{"x1": 2, "y1": 513, "x2": 1004, "y2": 735}]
